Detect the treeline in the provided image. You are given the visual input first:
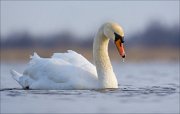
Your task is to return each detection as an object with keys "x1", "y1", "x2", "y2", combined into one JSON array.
[
  {"x1": 1, "y1": 31, "x2": 93, "y2": 49},
  {"x1": 127, "y1": 21, "x2": 179, "y2": 48},
  {"x1": 1, "y1": 21, "x2": 179, "y2": 49}
]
